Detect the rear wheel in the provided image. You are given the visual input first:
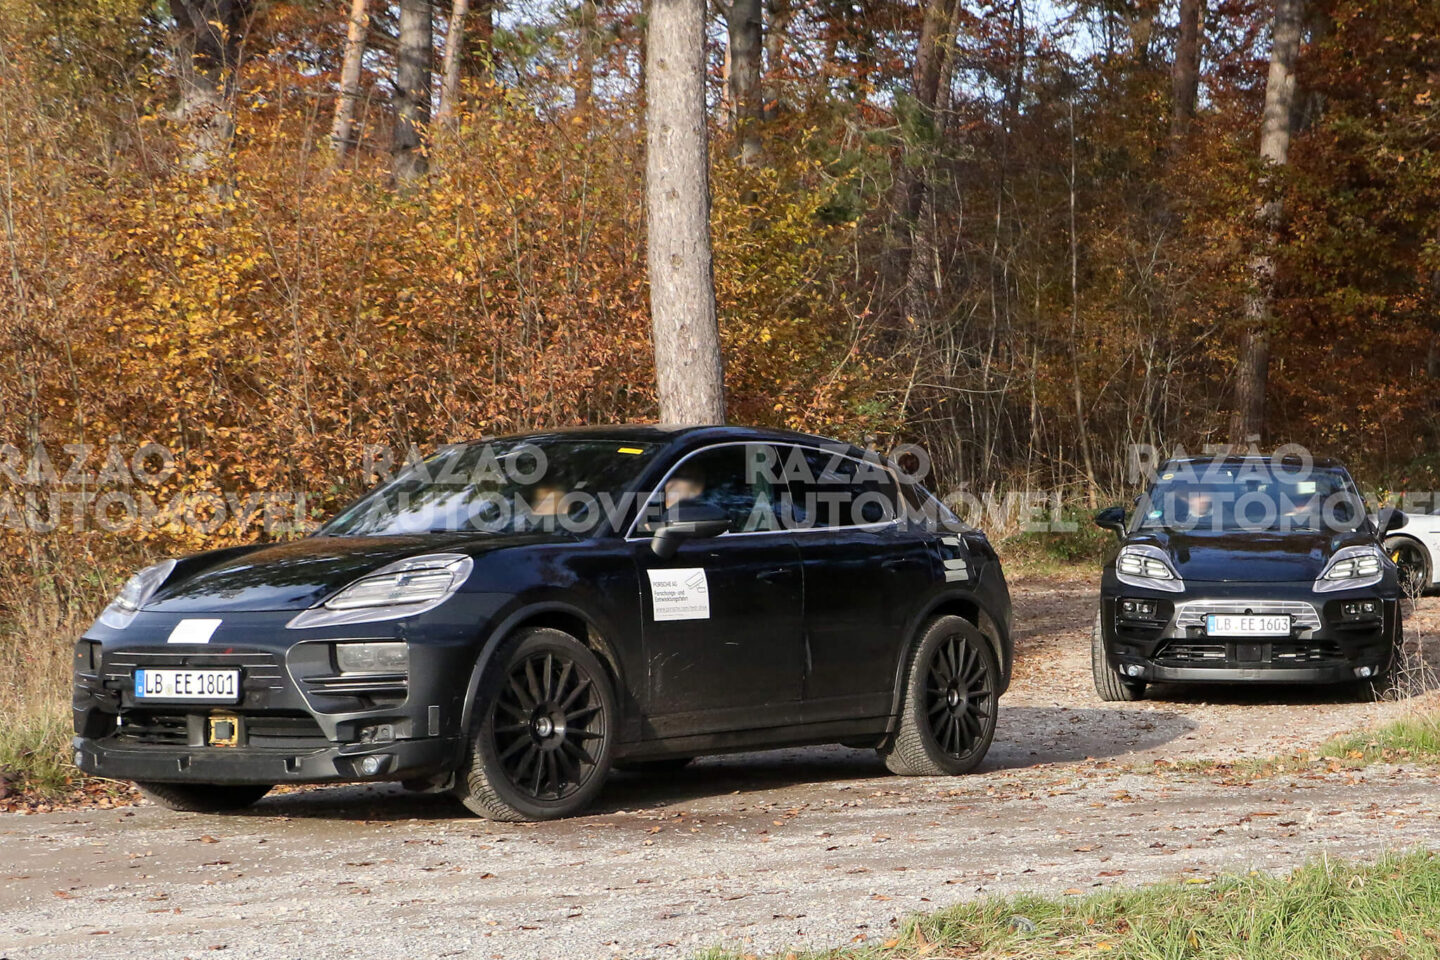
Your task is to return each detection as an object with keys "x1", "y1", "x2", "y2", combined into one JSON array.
[
  {"x1": 1092, "y1": 612, "x2": 1145, "y2": 702},
  {"x1": 879, "y1": 616, "x2": 998, "y2": 776},
  {"x1": 453, "y1": 628, "x2": 616, "y2": 821},
  {"x1": 135, "y1": 782, "x2": 271, "y2": 813}
]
